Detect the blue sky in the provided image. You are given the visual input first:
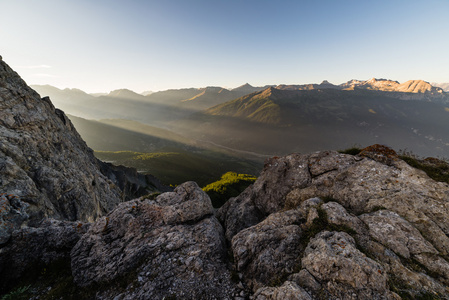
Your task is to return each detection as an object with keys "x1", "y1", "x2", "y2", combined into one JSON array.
[{"x1": 1, "y1": 0, "x2": 448, "y2": 93}]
